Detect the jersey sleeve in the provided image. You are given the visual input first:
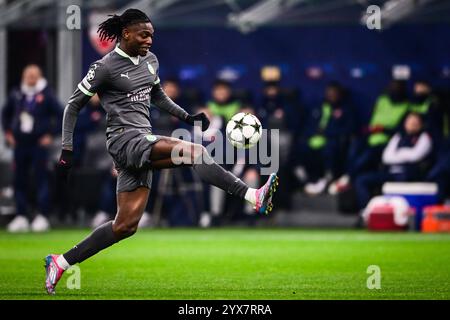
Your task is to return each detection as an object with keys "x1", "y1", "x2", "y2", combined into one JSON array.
[
  {"x1": 151, "y1": 83, "x2": 189, "y2": 121},
  {"x1": 62, "y1": 62, "x2": 109, "y2": 149},
  {"x1": 77, "y1": 62, "x2": 109, "y2": 97}
]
